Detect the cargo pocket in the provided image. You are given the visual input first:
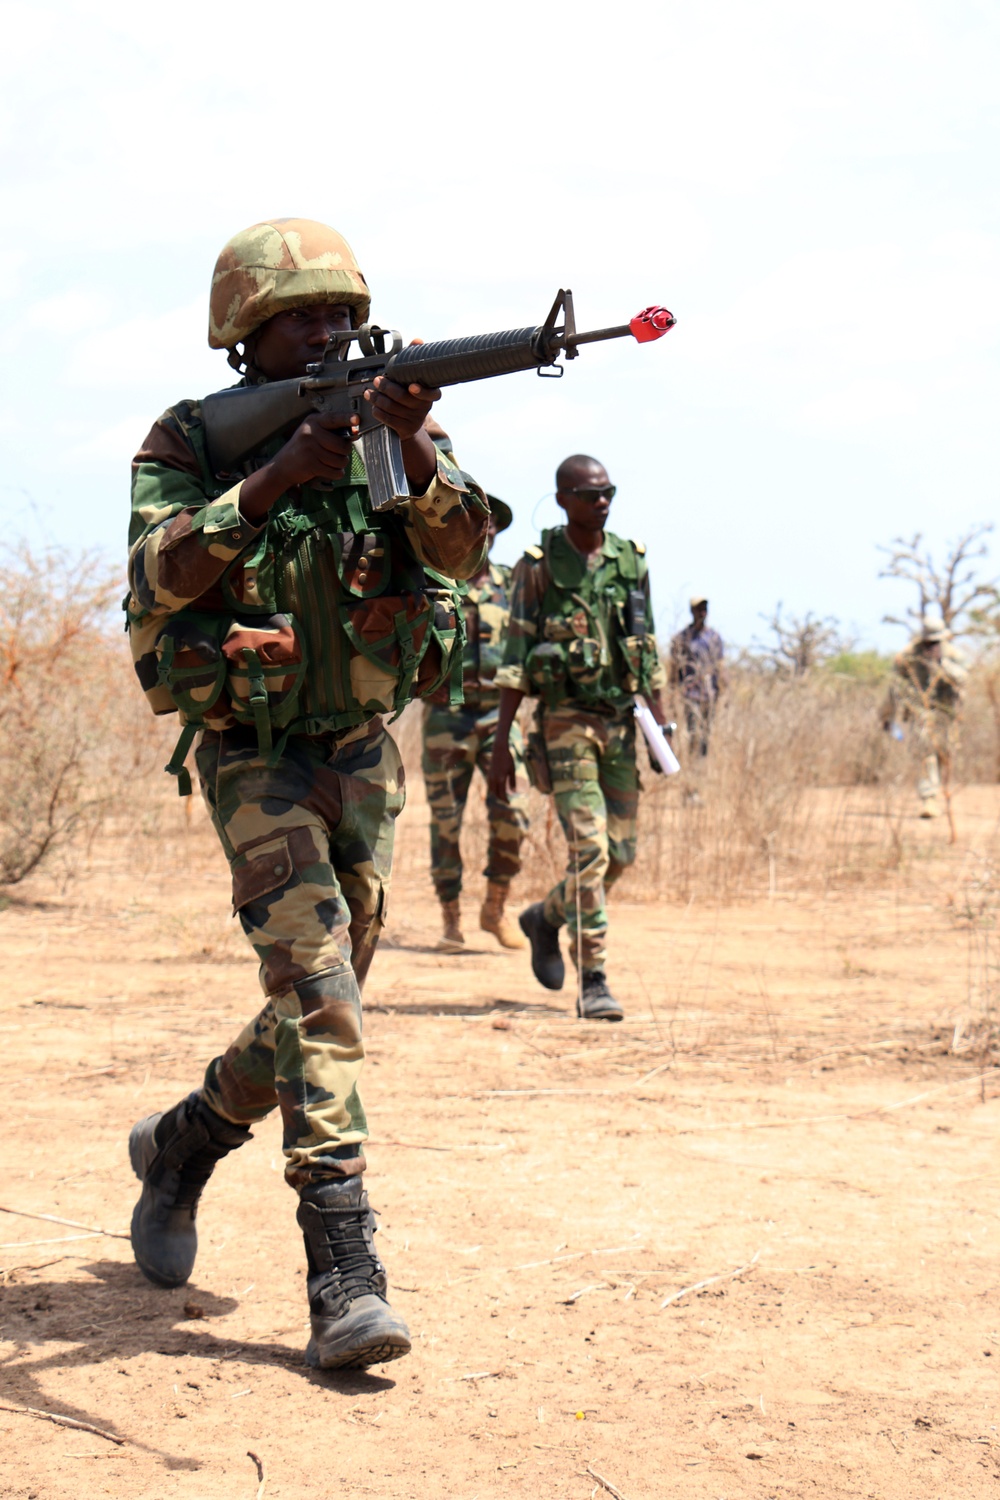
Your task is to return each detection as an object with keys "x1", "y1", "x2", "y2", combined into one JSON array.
[
  {"x1": 565, "y1": 636, "x2": 604, "y2": 690},
  {"x1": 231, "y1": 831, "x2": 297, "y2": 918},
  {"x1": 154, "y1": 612, "x2": 233, "y2": 725},
  {"x1": 223, "y1": 615, "x2": 307, "y2": 752},
  {"x1": 525, "y1": 642, "x2": 567, "y2": 702}
]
